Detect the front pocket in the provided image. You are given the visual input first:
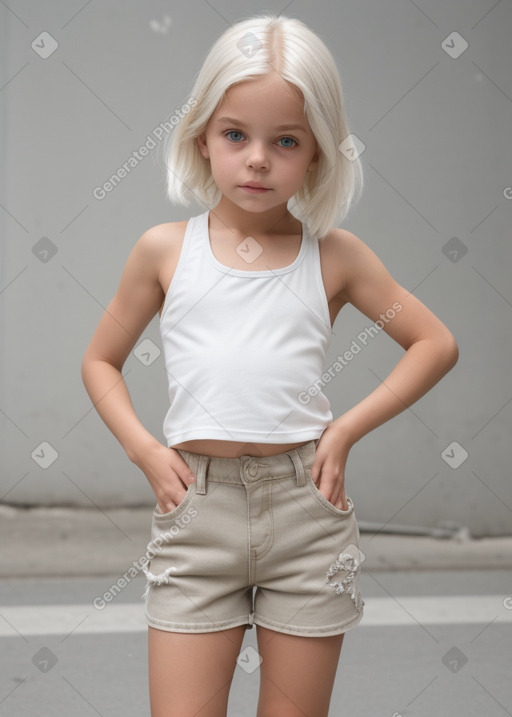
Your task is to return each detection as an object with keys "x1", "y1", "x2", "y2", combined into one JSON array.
[
  {"x1": 305, "y1": 469, "x2": 355, "y2": 518},
  {"x1": 152, "y1": 482, "x2": 195, "y2": 522}
]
